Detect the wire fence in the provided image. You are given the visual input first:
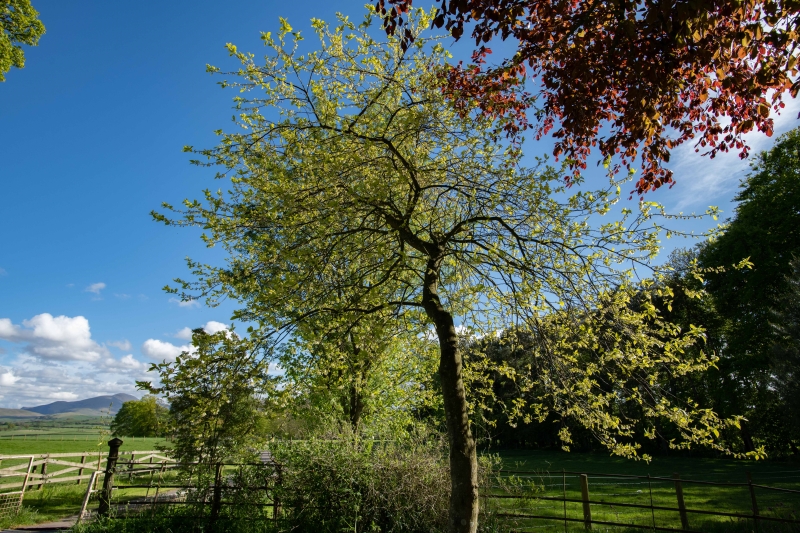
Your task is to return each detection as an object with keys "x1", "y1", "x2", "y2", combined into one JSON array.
[{"x1": 487, "y1": 469, "x2": 800, "y2": 531}]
